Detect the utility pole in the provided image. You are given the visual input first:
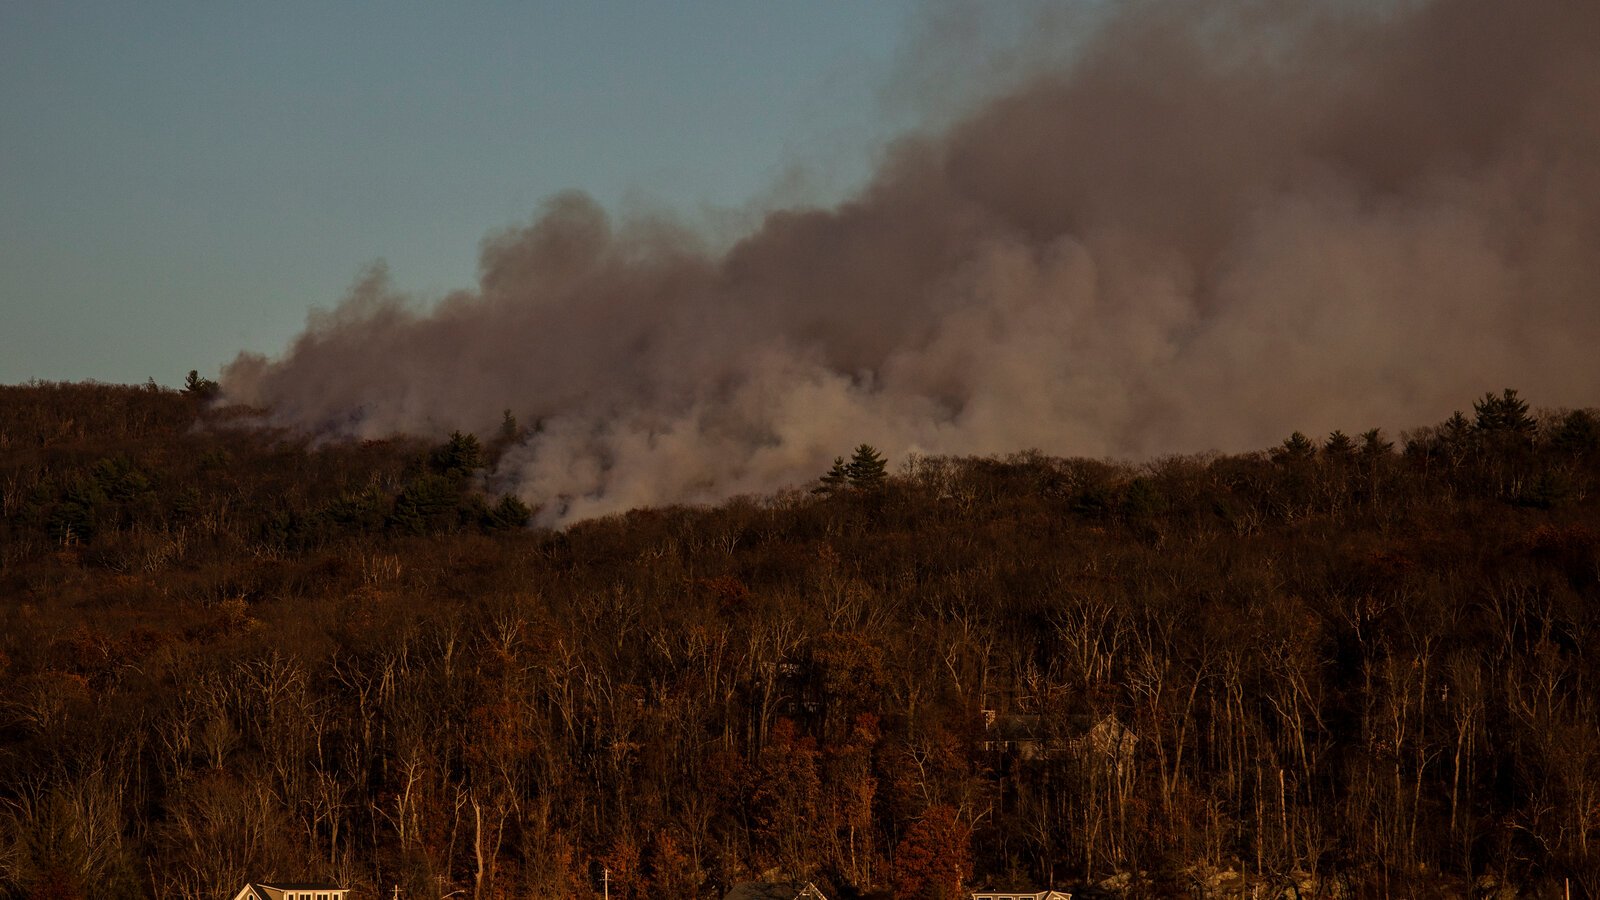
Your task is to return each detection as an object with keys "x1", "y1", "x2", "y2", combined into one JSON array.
[{"x1": 603, "y1": 867, "x2": 610, "y2": 900}]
